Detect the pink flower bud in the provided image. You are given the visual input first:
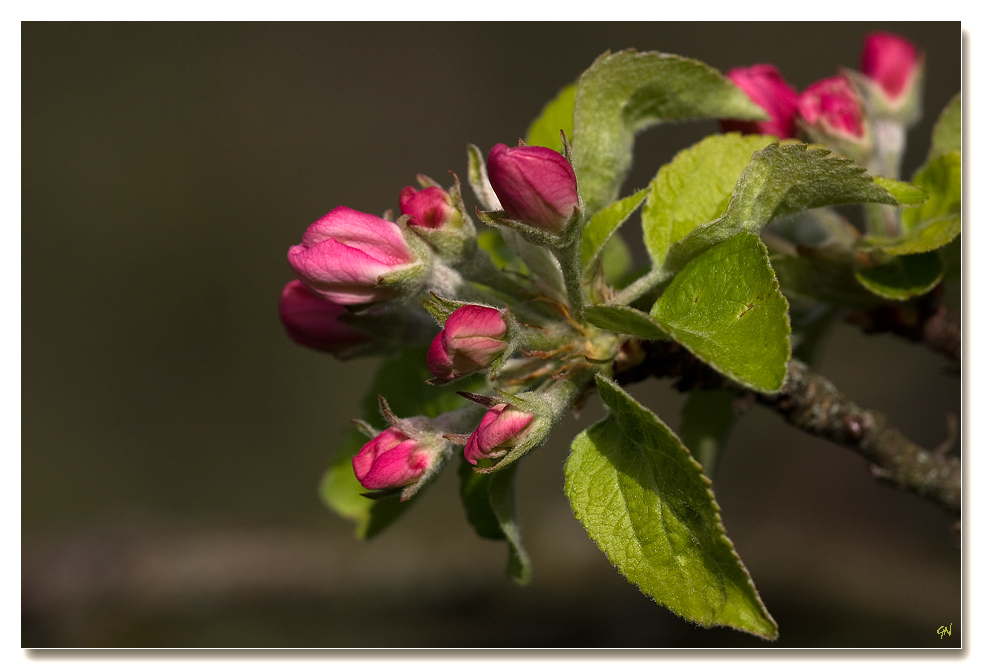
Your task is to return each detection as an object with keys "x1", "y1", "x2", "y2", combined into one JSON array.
[
  {"x1": 486, "y1": 143, "x2": 578, "y2": 233},
  {"x1": 287, "y1": 206, "x2": 417, "y2": 305},
  {"x1": 861, "y1": 32, "x2": 921, "y2": 101},
  {"x1": 719, "y1": 65, "x2": 798, "y2": 139},
  {"x1": 279, "y1": 280, "x2": 369, "y2": 355},
  {"x1": 399, "y1": 186, "x2": 455, "y2": 229},
  {"x1": 464, "y1": 403, "x2": 534, "y2": 465},
  {"x1": 427, "y1": 305, "x2": 508, "y2": 380},
  {"x1": 352, "y1": 427, "x2": 433, "y2": 490},
  {"x1": 797, "y1": 76, "x2": 866, "y2": 140}
]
